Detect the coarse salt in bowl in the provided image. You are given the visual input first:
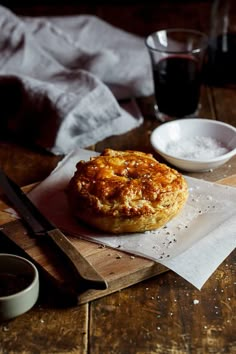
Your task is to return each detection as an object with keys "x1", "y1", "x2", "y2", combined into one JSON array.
[{"x1": 150, "y1": 118, "x2": 236, "y2": 172}]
